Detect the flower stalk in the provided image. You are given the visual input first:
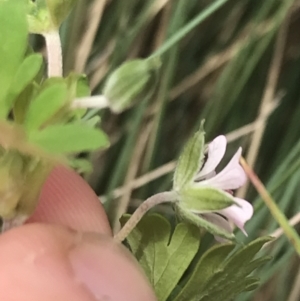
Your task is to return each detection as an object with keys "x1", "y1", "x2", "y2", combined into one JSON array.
[
  {"x1": 72, "y1": 95, "x2": 109, "y2": 109},
  {"x1": 240, "y1": 156, "x2": 300, "y2": 256},
  {"x1": 43, "y1": 30, "x2": 63, "y2": 77},
  {"x1": 114, "y1": 191, "x2": 178, "y2": 243}
]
